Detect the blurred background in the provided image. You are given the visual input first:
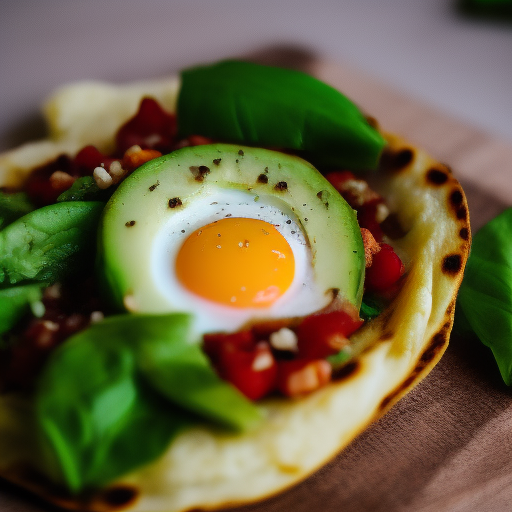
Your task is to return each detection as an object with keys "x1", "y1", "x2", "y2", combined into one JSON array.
[{"x1": 1, "y1": 0, "x2": 511, "y2": 151}]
